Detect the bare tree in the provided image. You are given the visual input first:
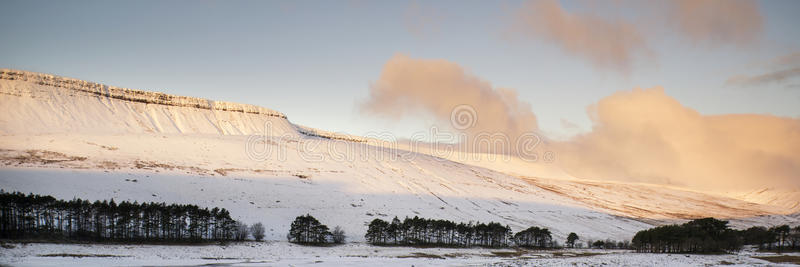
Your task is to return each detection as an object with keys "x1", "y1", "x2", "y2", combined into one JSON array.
[
  {"x1": 251, "y1": 222, "x2": 265, "y2": 241},
  {"x1": 235, "y1": 221, "x2": 249, "y2": 241},
  {"x1": 332, "y1": 226, "x2": 346, "y2": 244}
]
